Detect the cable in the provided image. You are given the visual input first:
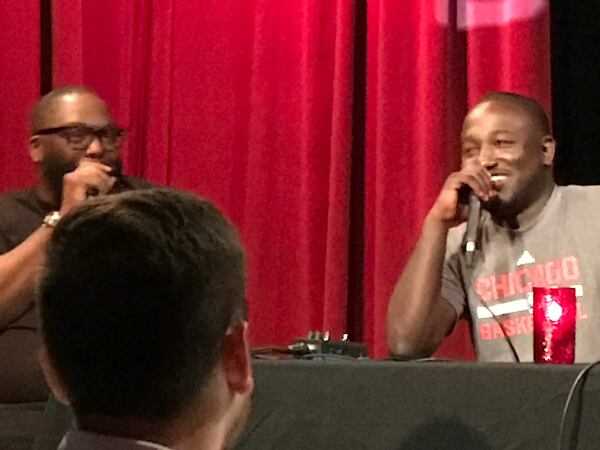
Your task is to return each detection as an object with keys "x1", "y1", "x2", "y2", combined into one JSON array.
[
  {"x1": 462, "y1": 217, "x2": 521, "y2": 362},
  {"x1": 252, "y1": 353, "x2": 293, "y2": 360},
  {"x1": 297, "y1": 353, "x2": 367, "y2": 361},
  {"x1": 252, "y1": 349, "x2": 369, "y2": 361},
  {"x1": 251, "y1": 346, "x2": 291, "y2": 355},
  {"x1": 474, "y1": 295, "x2": 521, "y2": 363},
  {"x1": 381, "y1": 356, "x2": 462, "y2": 363},
  {"x1": 557, "y1": 360, "x2": 600, "y2": 450},
  {"x1": 465, "y1": 264, "x2": 521, "y2": 362}
]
